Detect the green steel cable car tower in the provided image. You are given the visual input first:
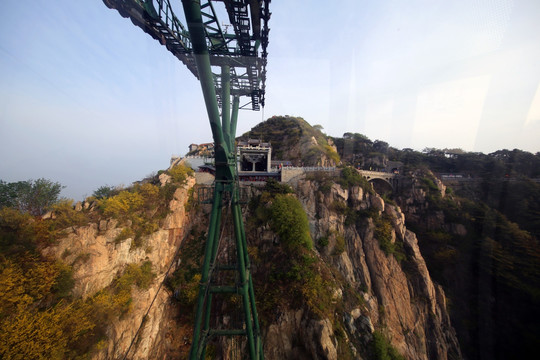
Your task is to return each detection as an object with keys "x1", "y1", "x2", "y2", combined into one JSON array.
[{"x1": 102, "y1": 1, "x2": 270, "y2": 358}]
